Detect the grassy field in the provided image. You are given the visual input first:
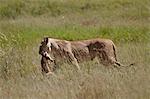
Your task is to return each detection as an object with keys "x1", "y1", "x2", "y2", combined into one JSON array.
[{"x1": 0, "y1": 0, "x2": 150, "y2": 99}]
